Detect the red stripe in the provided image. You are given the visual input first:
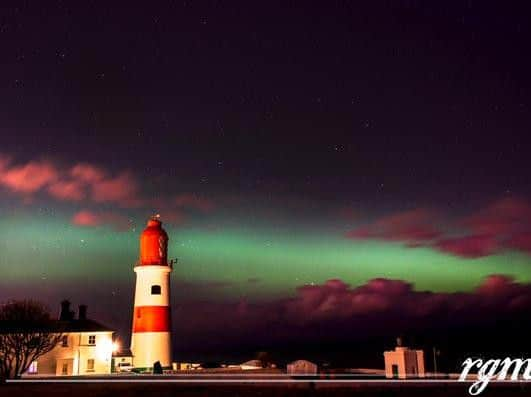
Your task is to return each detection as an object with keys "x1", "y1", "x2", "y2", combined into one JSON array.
[{"x1": 132, "y1": 306, "x2": 170, "y2": 333}]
